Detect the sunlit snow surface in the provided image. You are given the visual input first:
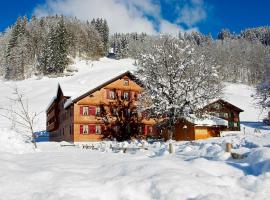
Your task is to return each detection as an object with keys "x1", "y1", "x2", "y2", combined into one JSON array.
[{"x1": 0, "y1": 57, "x2": 269, "y2": 200}]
